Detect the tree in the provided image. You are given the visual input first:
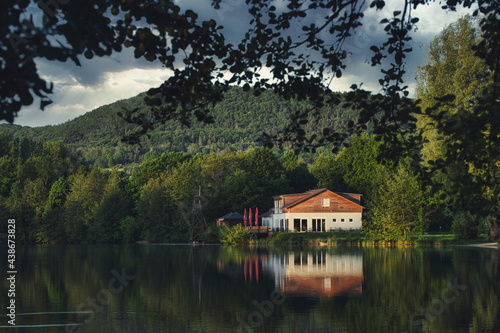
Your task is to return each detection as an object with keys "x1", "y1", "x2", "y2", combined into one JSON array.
[
  {"x1": 368, "y1": 163, "x2": 430, "y2": 242},
  {"x1": 136, "y1": 179, "x2": 186, "y2": 243},
  {"x1": 415, "y1": 15, "x2": 490, "y2": 164},
  {"x1": 332, "y1": 135, "x2": 388, "y2": 198},
  {"x1": 92, "y1": 189, "x2": 131, "y2": 243},
  {"x1": 415, "y1": 13, "x2": 500, "y2": 239},
  {"x1": 4, "y1": 1, "x2": 500, "y2": 239},
  {"x1": 63, "y1": 167, "x2": 107, "y2": 243},
  {"x1": 4, "y1": 1, "x2": 498, "y2": 154},
  {"x1": 279, "y1": 151, "x2": 316, "y2": 193},
  {"x1": 309, "y1": 154, "x2": 337, "y2": 188}
]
